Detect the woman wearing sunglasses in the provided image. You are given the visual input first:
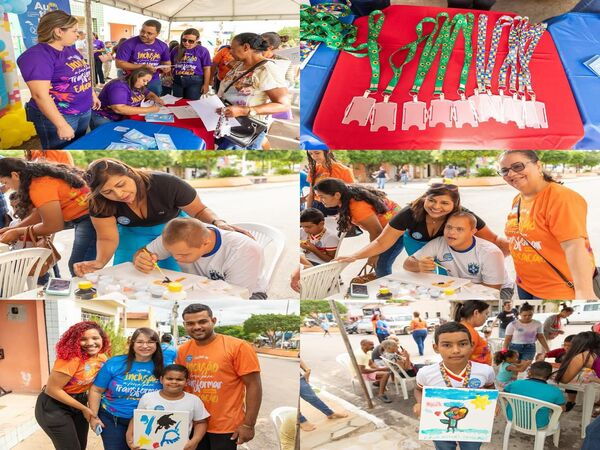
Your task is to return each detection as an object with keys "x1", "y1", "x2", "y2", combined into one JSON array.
[
  {"x1": 500, "y1": 150, "x2": 597, "y2": 300},
  {"x1": 171, "y1": 28, "x2": 211, "y2": 100},
  {"x1": 336, "y1": 183, "x2": 508, "y2": 277}
]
